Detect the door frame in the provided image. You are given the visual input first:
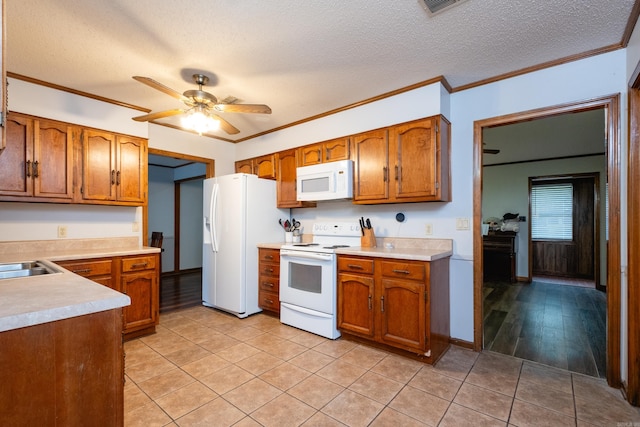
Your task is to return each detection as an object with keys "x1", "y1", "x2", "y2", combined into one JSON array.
[
  {"x1": 144, "y1": 148, "x2": 214, "y2": 249},
  {"x1": 472, "y1": 94, "x2": 621, "y2": 388}
]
